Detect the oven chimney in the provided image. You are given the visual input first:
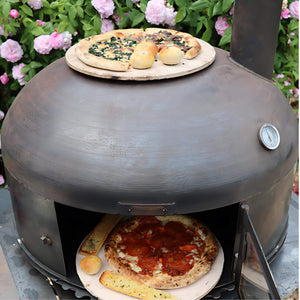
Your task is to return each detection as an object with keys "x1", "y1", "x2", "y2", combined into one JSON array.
[{"x1": 230, "y1": 0, "x2": 283, "y2": 79}]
